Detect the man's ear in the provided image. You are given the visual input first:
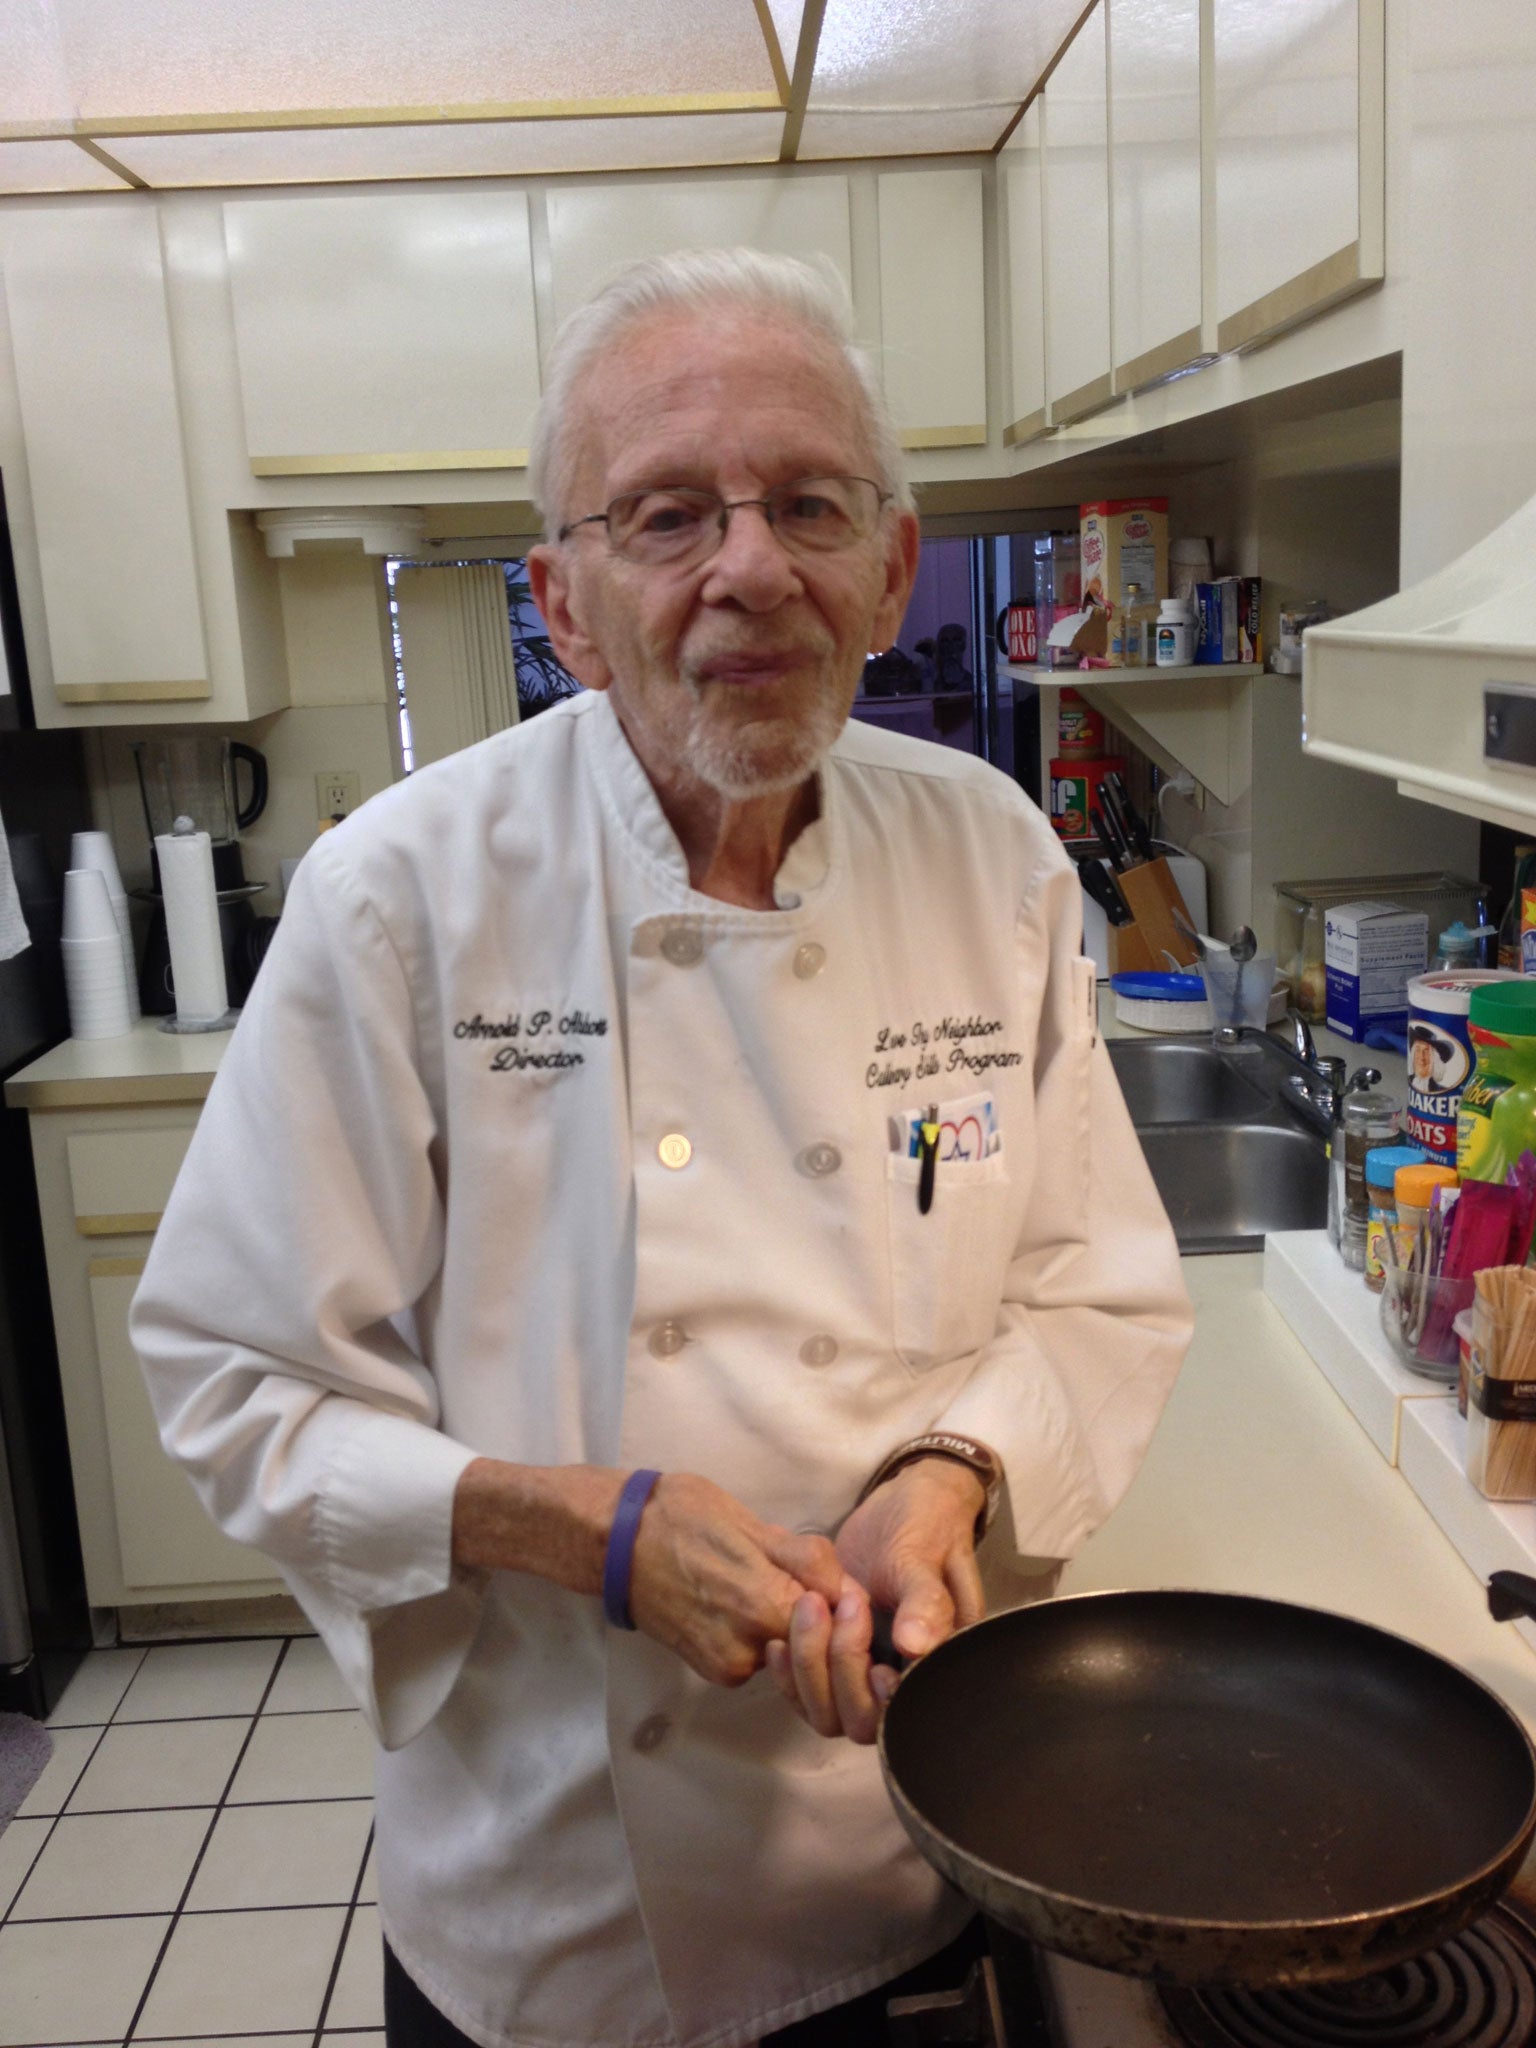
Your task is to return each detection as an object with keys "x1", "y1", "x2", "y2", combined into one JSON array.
[
  {"x1": 527, "y1": 544, "x2": 613, "y2": 692},
  {"x1": 869, "y1": 510, "x2": 921, "y2": 655}
]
